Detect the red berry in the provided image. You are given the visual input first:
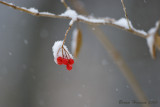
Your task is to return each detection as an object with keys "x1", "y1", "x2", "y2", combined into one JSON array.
[
  {"x1": 66, "y1": 64, "x2": 72, "y2": 71},
  {"x1": 57, "y1": 57, "x2": 63, "y2": 65},
  {"x1": 62, "y1": 58, "x2": 68, "y2": 65},
  {"x1": 68, "y1": 59, "x2": 74, "y2": 65}
]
